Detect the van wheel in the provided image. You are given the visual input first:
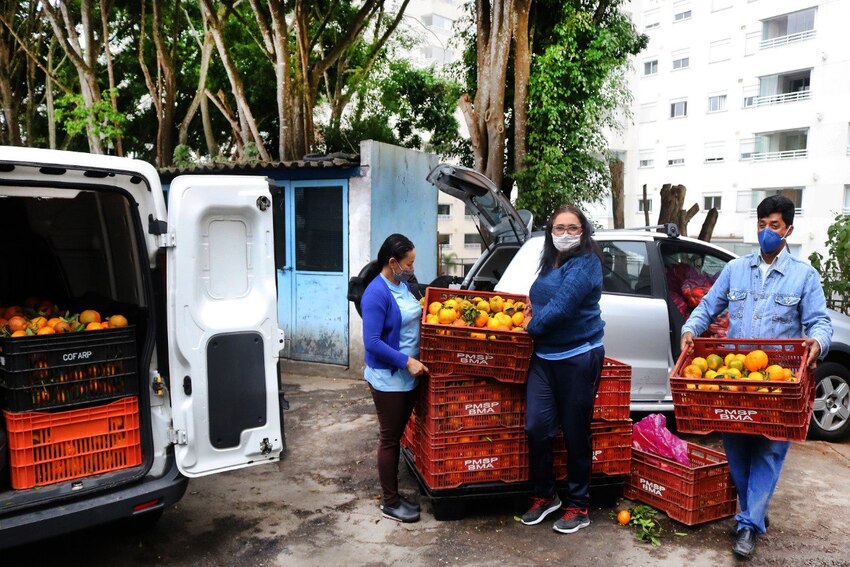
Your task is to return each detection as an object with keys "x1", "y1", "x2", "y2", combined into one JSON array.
[{"x1": 809, "y1": 362, "x2": 850, "y2": 442}]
